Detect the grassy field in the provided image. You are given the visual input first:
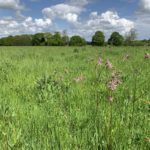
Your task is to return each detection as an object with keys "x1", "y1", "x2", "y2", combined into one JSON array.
[{"x1": 0, "y1": 46, "x2": 150, "y2": 149}]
